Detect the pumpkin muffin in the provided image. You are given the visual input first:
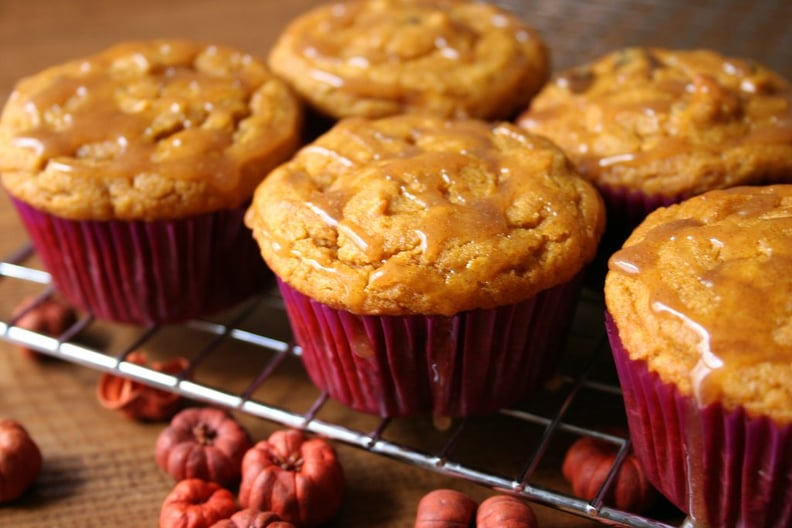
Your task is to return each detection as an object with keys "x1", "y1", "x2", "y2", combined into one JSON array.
[
  {"x1": 245, "y1": 113, "x2": 605, "y2": 417},
  {"x1": 517, "y1": 47, "x2": 792, "y2": 241},
  {"x1": 0, "y1": 39, "x2": 303, "y2": 324},
  {"x1": 604, "y1": 185, "x2": 792, "y2": 527},
  {"x1": 268, "y1": 0, "x2": 549, "y2": 122}
]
